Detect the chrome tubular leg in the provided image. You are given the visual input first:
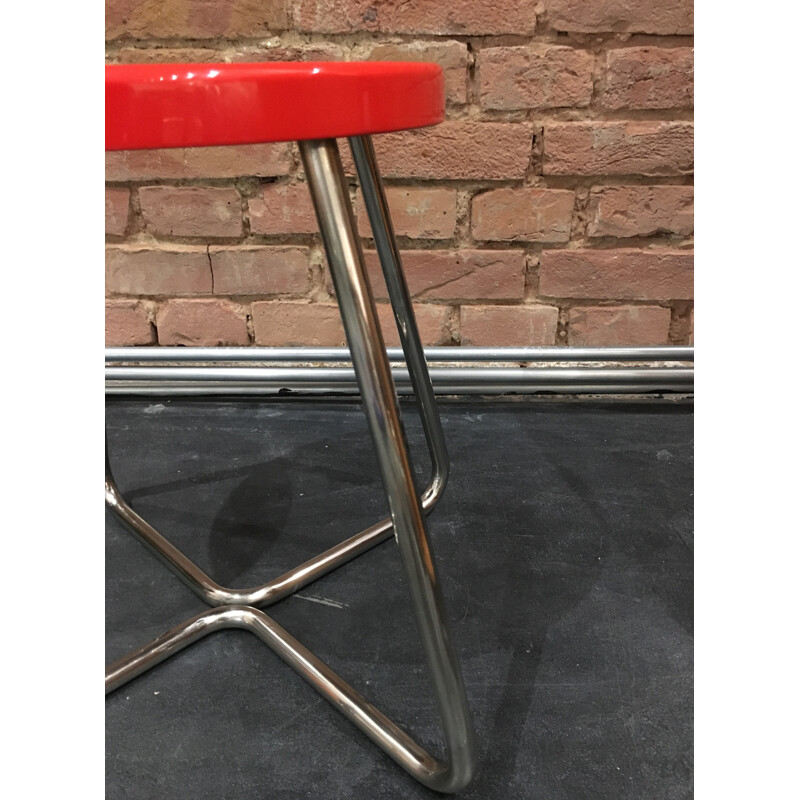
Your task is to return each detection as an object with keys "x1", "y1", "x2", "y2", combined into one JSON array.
[
  {"x1": 299, "y1": 137, "x2": 475, "y2": 793},
  {"x1": 106, "y1": 606, "x2": 461, "y2": 787},
  {"x1": 106, "y1": 438, "x2": 223, "y2": 600},
  {"x1": 105, "y1": 419, "x2": 446, "y2": 609},
  {"x1": 107, "y1": 437, "x2": 399, "y2": 607},
  {"x1": 105, "y1": 162, "x2": 451, "y2": 607},
  {"x1": 348, "y1": 134, "x2": 449, "y2": 507}
]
